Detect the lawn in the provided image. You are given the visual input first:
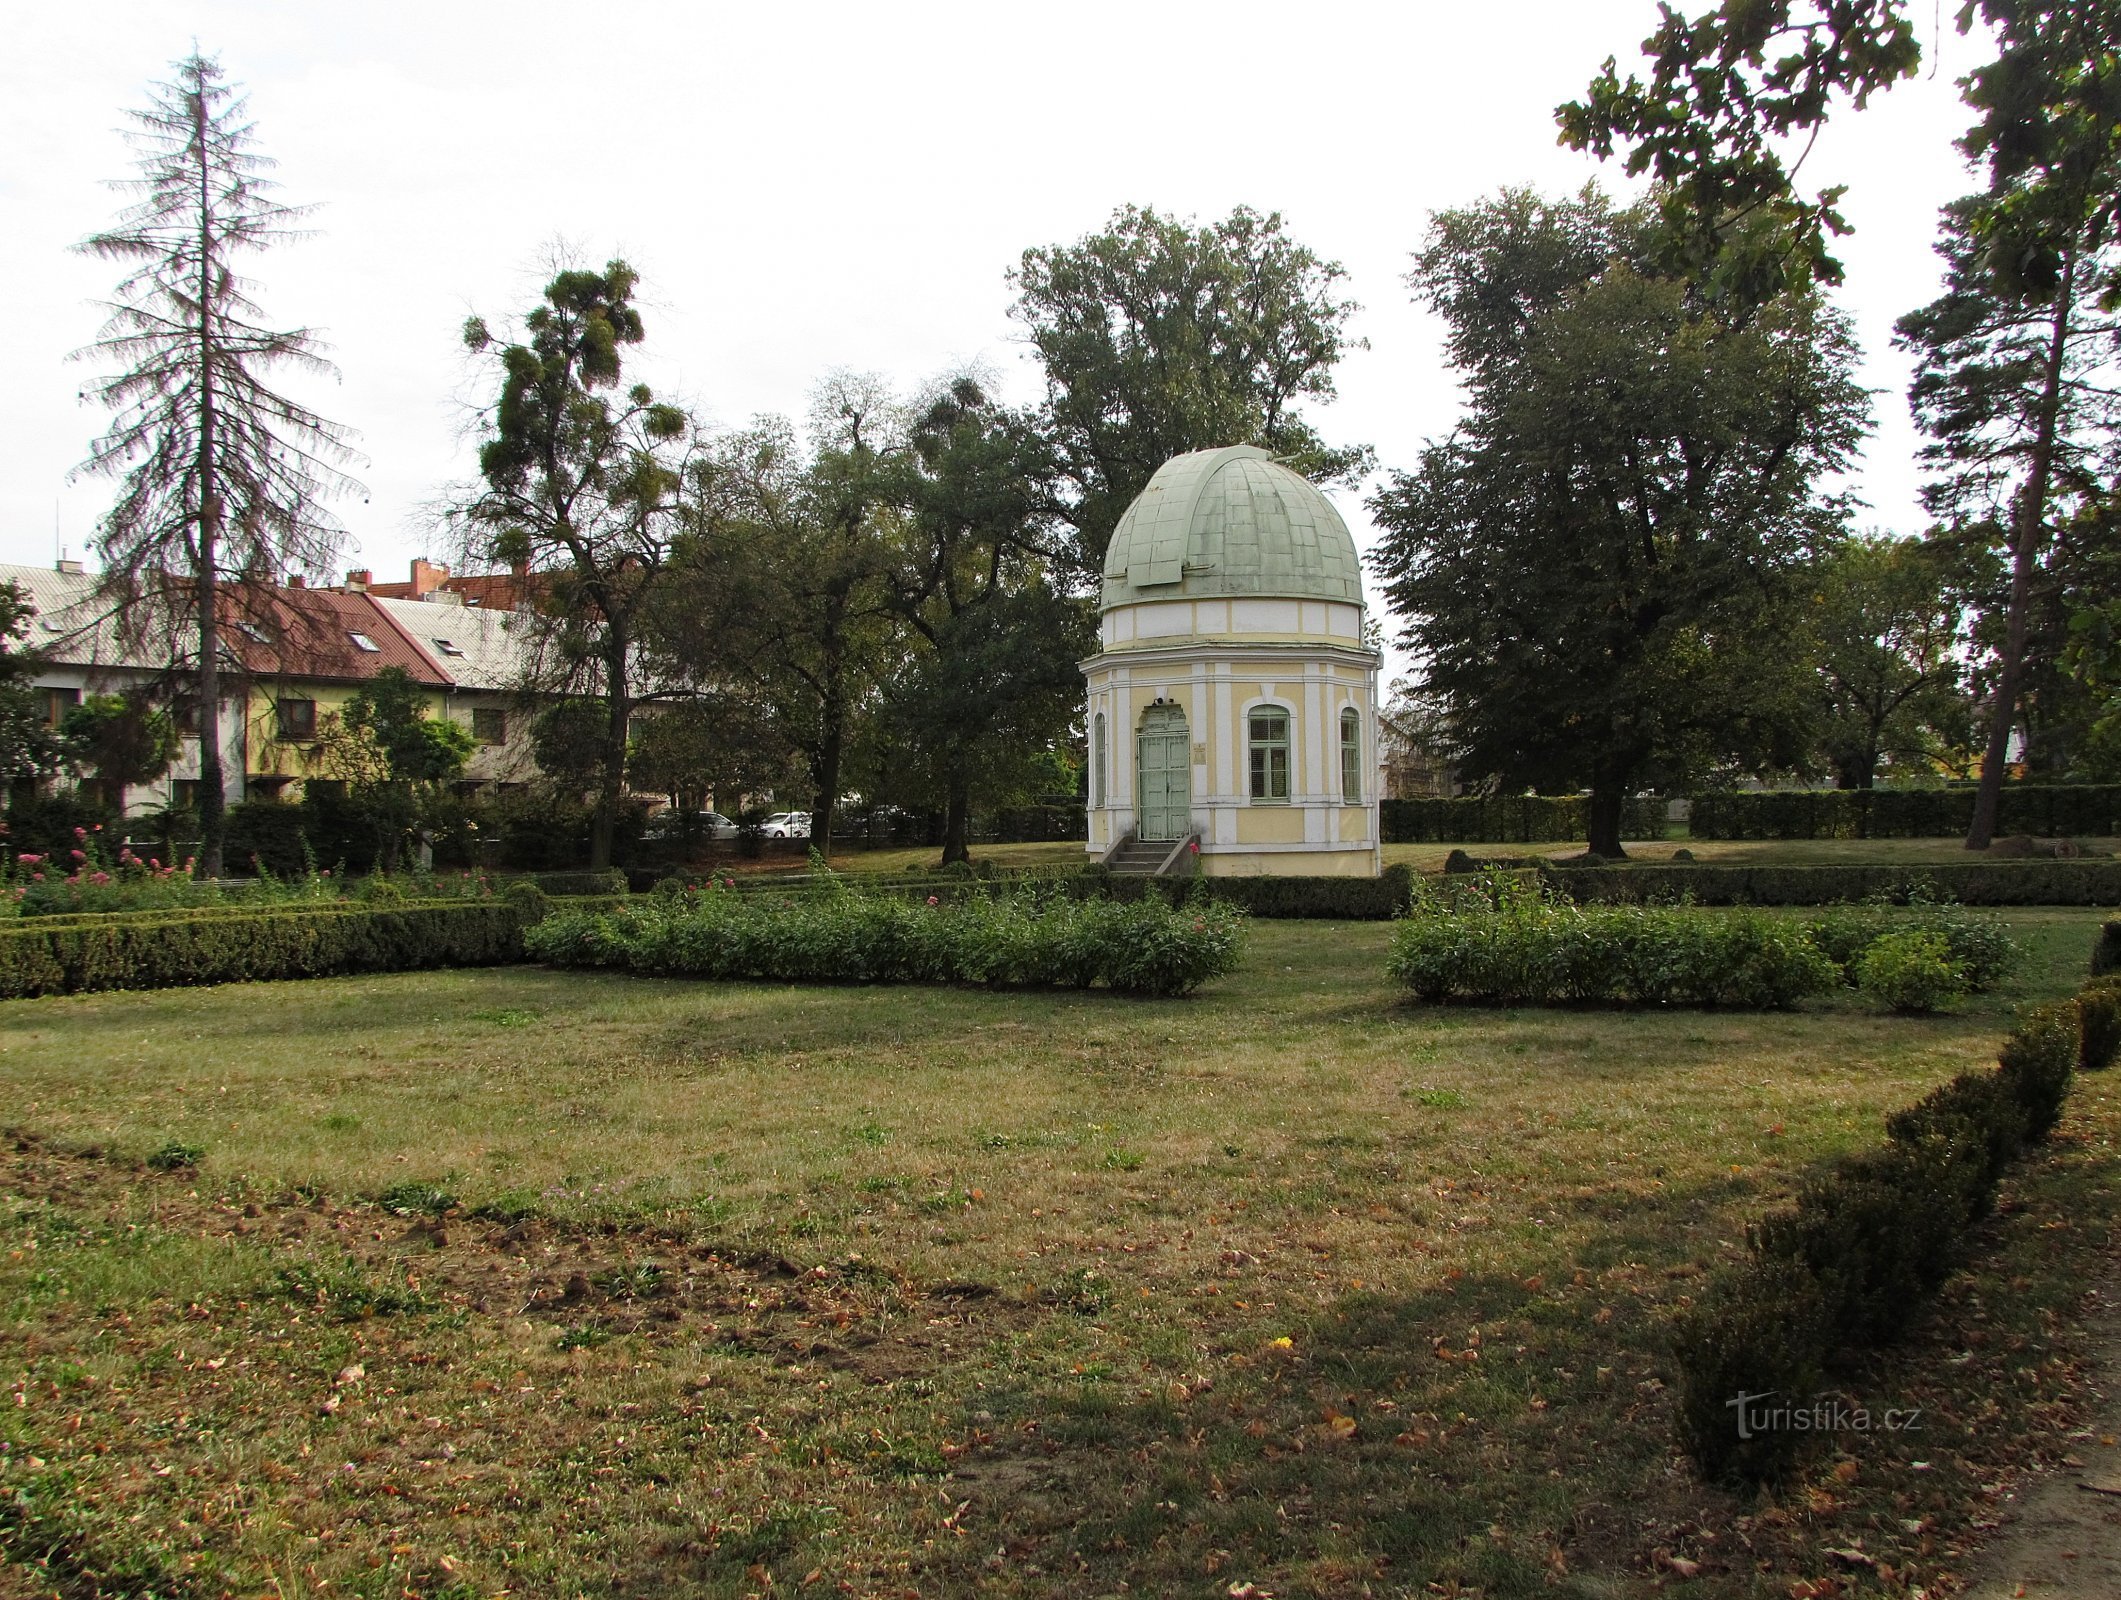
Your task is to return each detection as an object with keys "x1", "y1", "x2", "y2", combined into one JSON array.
[{"x1": 1, "y1": 910, "x2": 2115, "y2": 1598}]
